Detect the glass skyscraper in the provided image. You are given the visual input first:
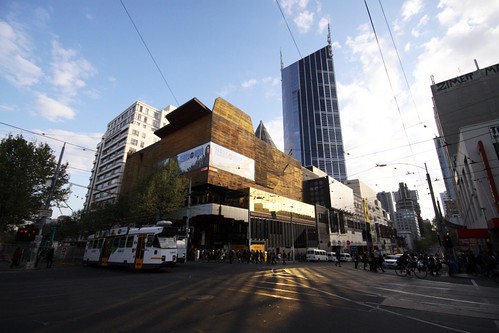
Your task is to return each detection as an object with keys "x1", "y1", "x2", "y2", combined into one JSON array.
[{"x1": 281, "y1": 39, "x2": 347, "y2": 182}]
